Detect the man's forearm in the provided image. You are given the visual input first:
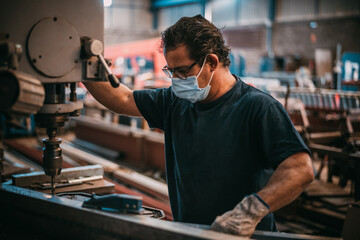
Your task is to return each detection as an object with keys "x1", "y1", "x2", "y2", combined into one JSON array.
[
  {"x1": 83, "y1": 81, "x2": 141, "y2": 117},
  {"x1": 257, "y1": 152, "x2": 314, "y2": 212}
]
